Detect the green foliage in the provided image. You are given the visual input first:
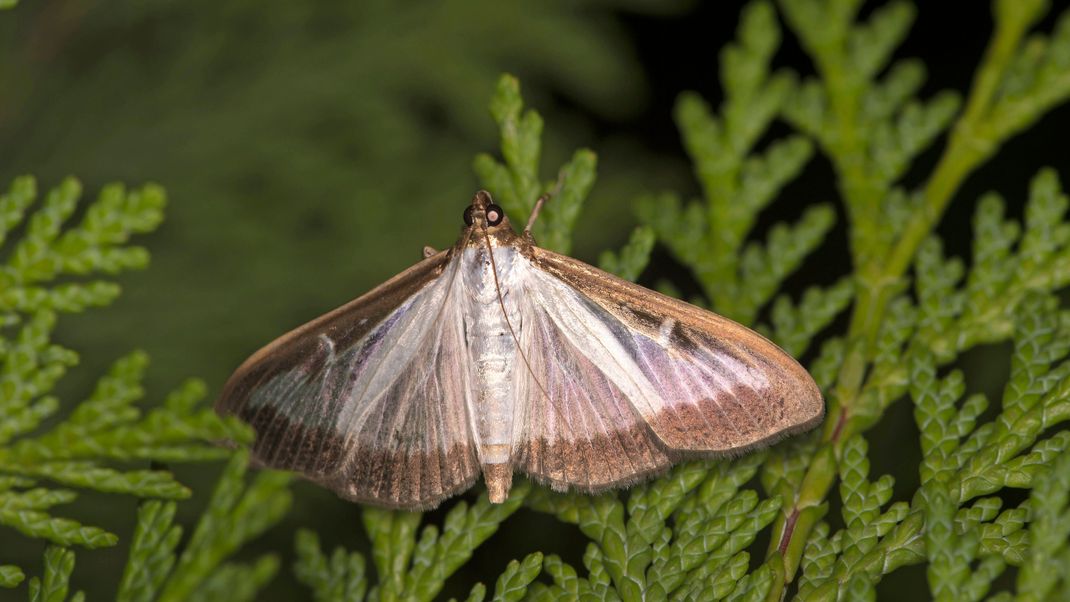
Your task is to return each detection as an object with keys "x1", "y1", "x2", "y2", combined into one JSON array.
[
  {"x1": 473, "y1": 75, "x2": 598, "y2": 255},
  {"x1": 294, "y1": 529, "x2": 368, "y2": 602},
  {"x1": 7, "y1": 452, "x2": 288, "y2": 602},
  {"x1": 464, "y1": 552, "x2": 543, "y2": 602},
  {"x1": 521, "y1": 458, "x2": 780, "y2": 601},
  {"x1": 1, "y1": 564, "x2": 24, "y2": 588},
  {"x1": 895, "y1": 289, "x2": 1070, "y2": 601},
  {"x1": 769, "y1": 171, "x2": 1070, "y2": 599},
  {"x1": 289, "y1": 482, "x2": 530, "y2": 602},
  {"x1": 117, "y1": 451, "x2": 289, "y2": 602},
  {"x1": 475, "y1": 74, "x2": 654, "y2": 279},
  {"x1": 0, "y1": 176, "x2": 161, "y2": 314},
  {"x1": 1016, "y1": 441, "x2": 1070, "y2": 600},
  {"x1": 28, "y1": 547, "x2": 81, "y2": 602},
  {"x1": 490, "y1": 552, "x2": 544, "y2": 602},
  {"x1": 0, "y1": 178, "x2": 266, "y2": 594},
  {"x1": 752, "y1": 1, "x2": 1070, "y2": 597},
  {"x1": 637, "y1": 1, "x2": 827, "y2": 325},
  {"x1": 598, "y1": 226, "x2": 656, "y2": 283}
]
